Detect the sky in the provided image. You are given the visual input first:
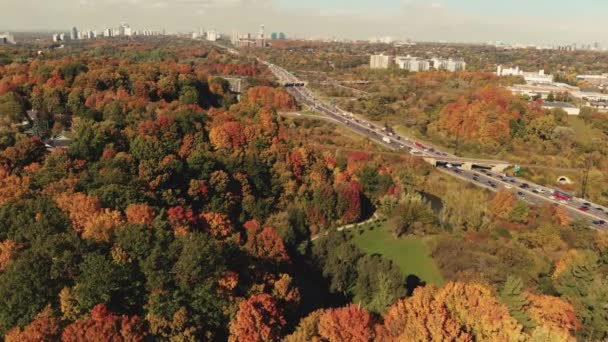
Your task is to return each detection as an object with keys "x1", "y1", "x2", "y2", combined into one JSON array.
[{"x1": 2, "y1": 0, "x2": 608, "y2": 45}]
